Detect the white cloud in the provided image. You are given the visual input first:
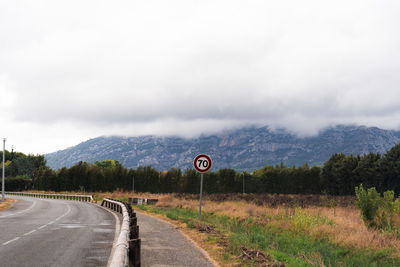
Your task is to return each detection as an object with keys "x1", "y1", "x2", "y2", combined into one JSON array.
[{"x1": 1, "y1": 0, "x2": 400, "y2": 154}]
